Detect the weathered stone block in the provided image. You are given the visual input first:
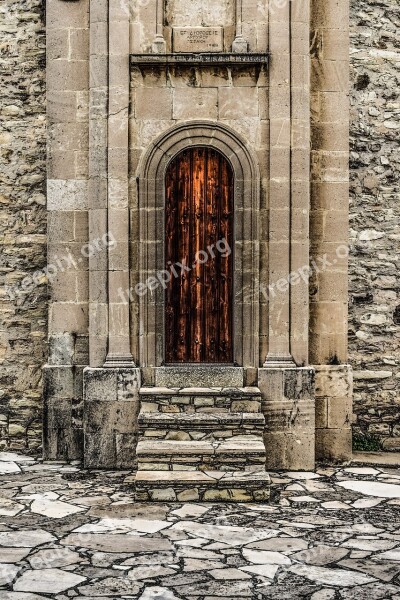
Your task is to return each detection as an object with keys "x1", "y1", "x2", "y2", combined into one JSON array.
[
  {"x1": 258, "y1": 367, "x2": 316, "y2": 470},
  {"x1": 83, "y1": 368, "x2": 140, "y2": 468}
]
